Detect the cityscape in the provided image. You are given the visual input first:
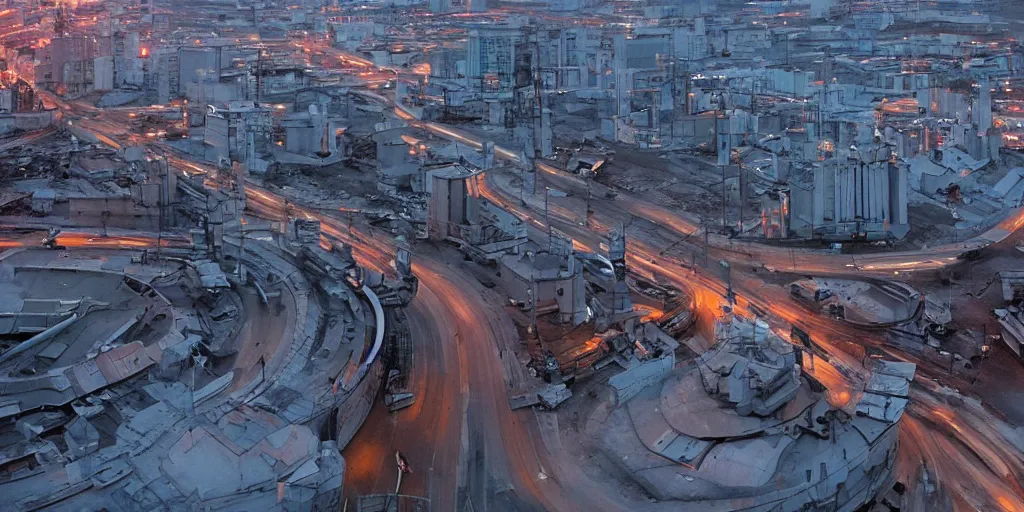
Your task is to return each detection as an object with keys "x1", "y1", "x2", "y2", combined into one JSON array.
[{"x1": 0, "y1": 0, "x2": 1023, "y2": 511}]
